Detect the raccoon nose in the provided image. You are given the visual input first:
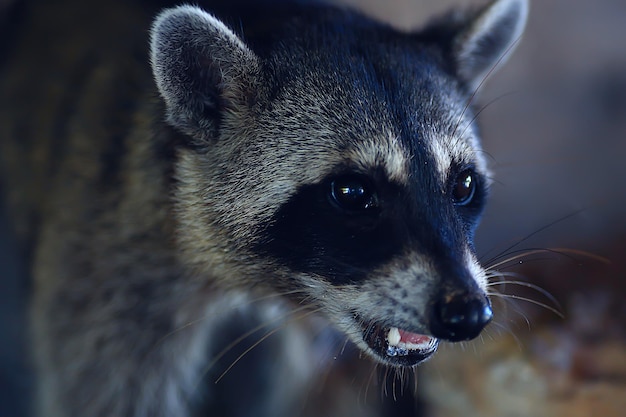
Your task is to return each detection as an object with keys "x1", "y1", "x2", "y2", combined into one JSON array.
[{"x1": 429, "y1": 293, "x2": 493, "y2": 341}]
